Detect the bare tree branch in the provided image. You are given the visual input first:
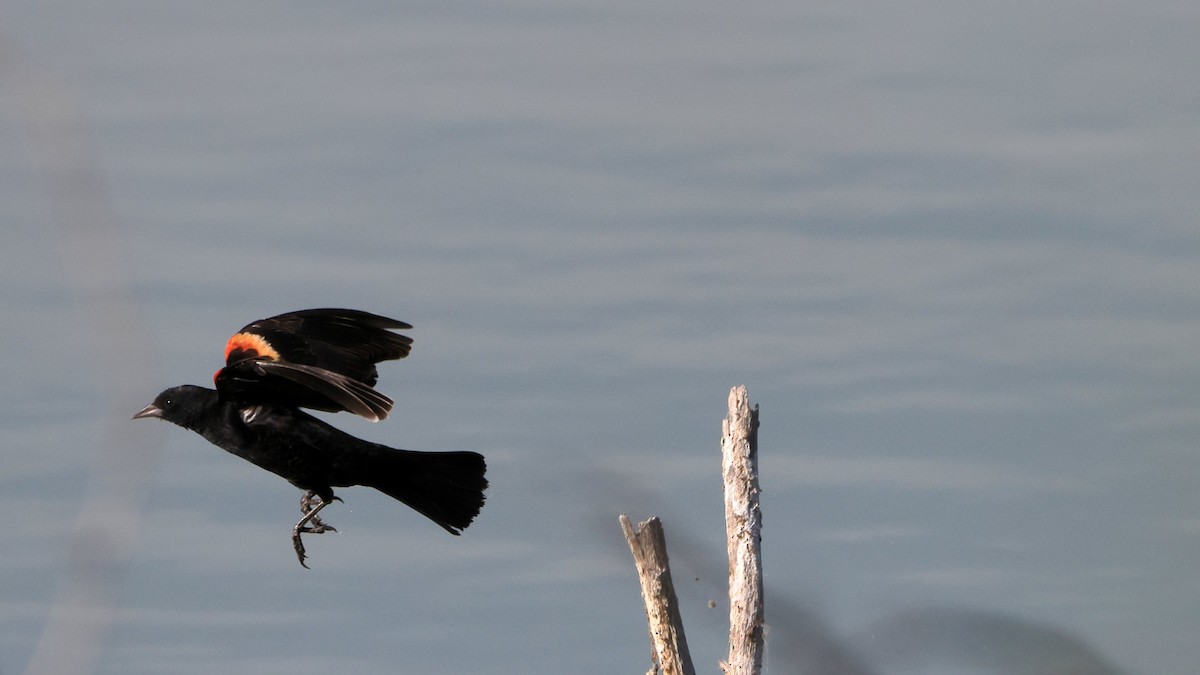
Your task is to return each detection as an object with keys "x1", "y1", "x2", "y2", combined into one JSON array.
[
  {"x1": 620, "y1": 515, "x2": 696, "y2": 675},
  {"x1": 721, "y1": 386, "x2": 764, "y2": 675}
]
